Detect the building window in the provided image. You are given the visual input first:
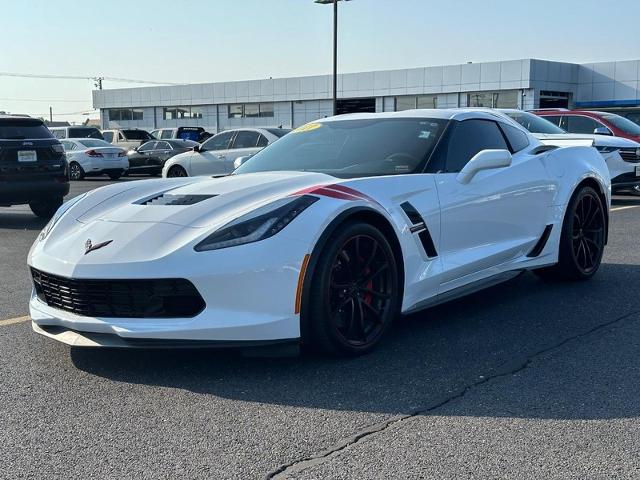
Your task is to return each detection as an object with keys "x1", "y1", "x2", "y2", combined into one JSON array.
[
  {"x1": 395, "y1": 95, "x2": 438, "y2": 111},
  {"x1": 228, "y1": 103, "x2": 275, "y2": 119},
  {"x1": 109, "y1": 108, "x2": 143, "y2": 121},
  {"x1": 163, "y1": 106, "x2": 206, "y2": 120},
  {"x1": 417, "y1": 95, "x2": 437, "y2": 109},
  {"x1": 467, "y1": 90, "x2": 519, "y2": 108}
]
